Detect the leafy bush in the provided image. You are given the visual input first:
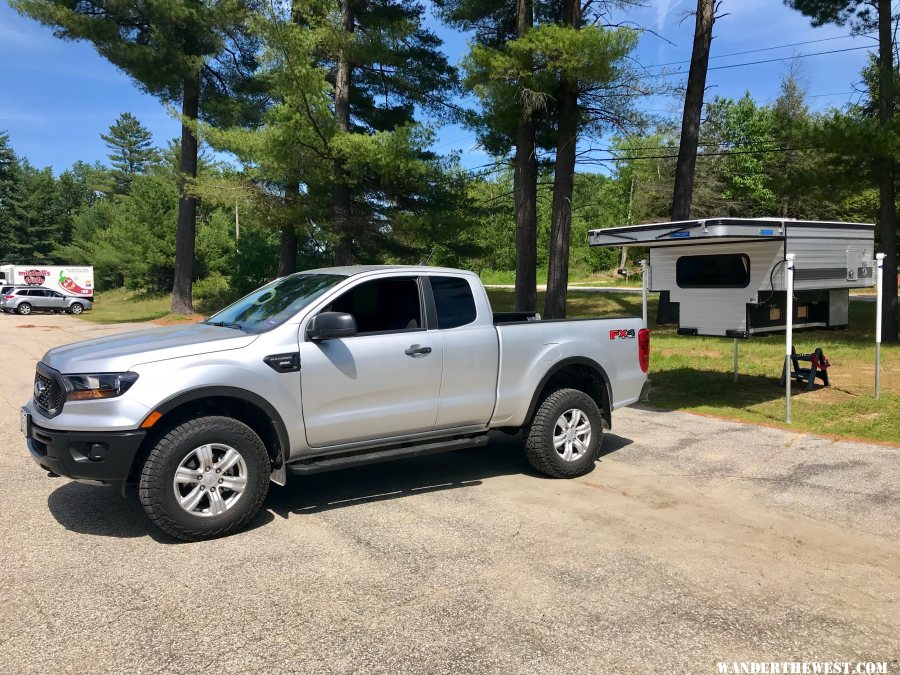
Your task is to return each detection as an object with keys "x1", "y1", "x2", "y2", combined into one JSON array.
[{"x1": 193, "y1": 271, "x2": 237, "y2": 313}]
